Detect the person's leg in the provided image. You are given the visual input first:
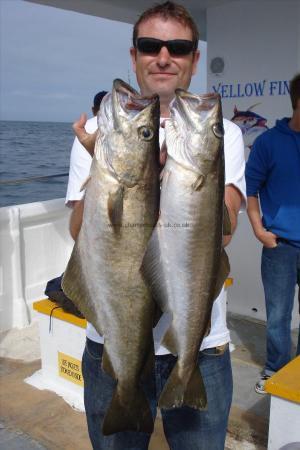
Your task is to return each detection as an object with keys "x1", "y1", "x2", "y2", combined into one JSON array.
[
  {"x1": 157, "y1": 347, "x2": 232, "y2": 450},
  {"x1": 82, "y1": 338, "x2": 156, "y2": 450},
  {"x1": 261, "y1": 242, "x2": 298, "y2": 375}
]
